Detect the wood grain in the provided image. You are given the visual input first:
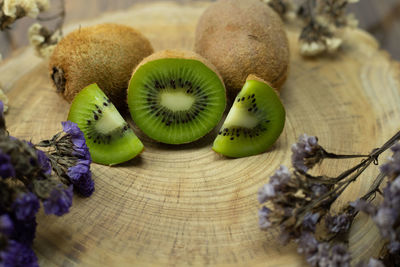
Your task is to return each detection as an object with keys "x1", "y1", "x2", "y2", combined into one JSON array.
[{"x1": 1, "y1": 2, "x2": 400, "y2": 266}]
